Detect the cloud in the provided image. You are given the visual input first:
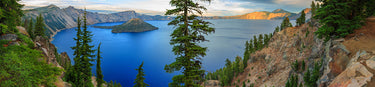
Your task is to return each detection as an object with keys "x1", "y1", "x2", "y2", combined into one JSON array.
[
  {"x1": 237, "y1": 0, "x2": 275, "y2": 4},
  {"x1": 200, "y1": 0, "x2": 262, "y2": 16}
]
